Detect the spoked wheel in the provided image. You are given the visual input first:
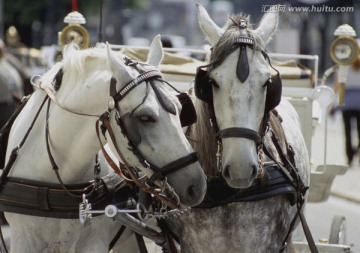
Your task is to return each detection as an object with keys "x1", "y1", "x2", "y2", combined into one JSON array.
[{"x1": 328, "y1": 215, "x2": 347, "y2": 244}]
